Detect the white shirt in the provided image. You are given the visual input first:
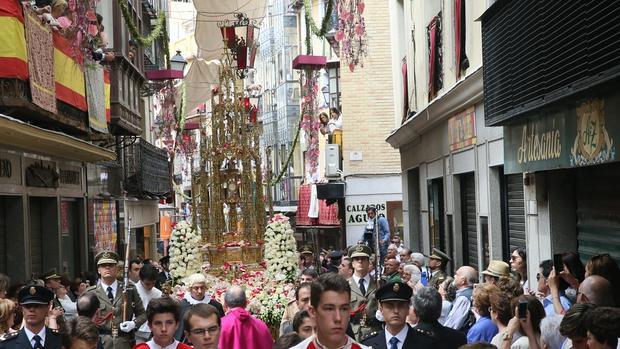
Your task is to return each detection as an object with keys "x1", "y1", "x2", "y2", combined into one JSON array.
[
  {"x1": 352, "y1": 274, "x2": 371, "y2": 294},
  {"x1": 136, "y1": 281, "x2": 163, "y2": 333},
  {"x1": 145, "y1": 338, "x2": 182, "y2": 349},
  {"x1": 57, "y1": 295, "x2": 77, "y2": 319},
  {"x1": 99, "y1": 279, "x2": 119, "y2": 299},
  {"x1": 384, "y1": 325, "x2": 408, "y2": 349},
  {"x1": 184, "y1": 292, "x2": 212, "y2": 305},
  {"x1": 290, "y1": 334, "x2": 369, "y2": 349},
  {"x1": 24, "y1": 326, "x2": 46, "y2": 348}
]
